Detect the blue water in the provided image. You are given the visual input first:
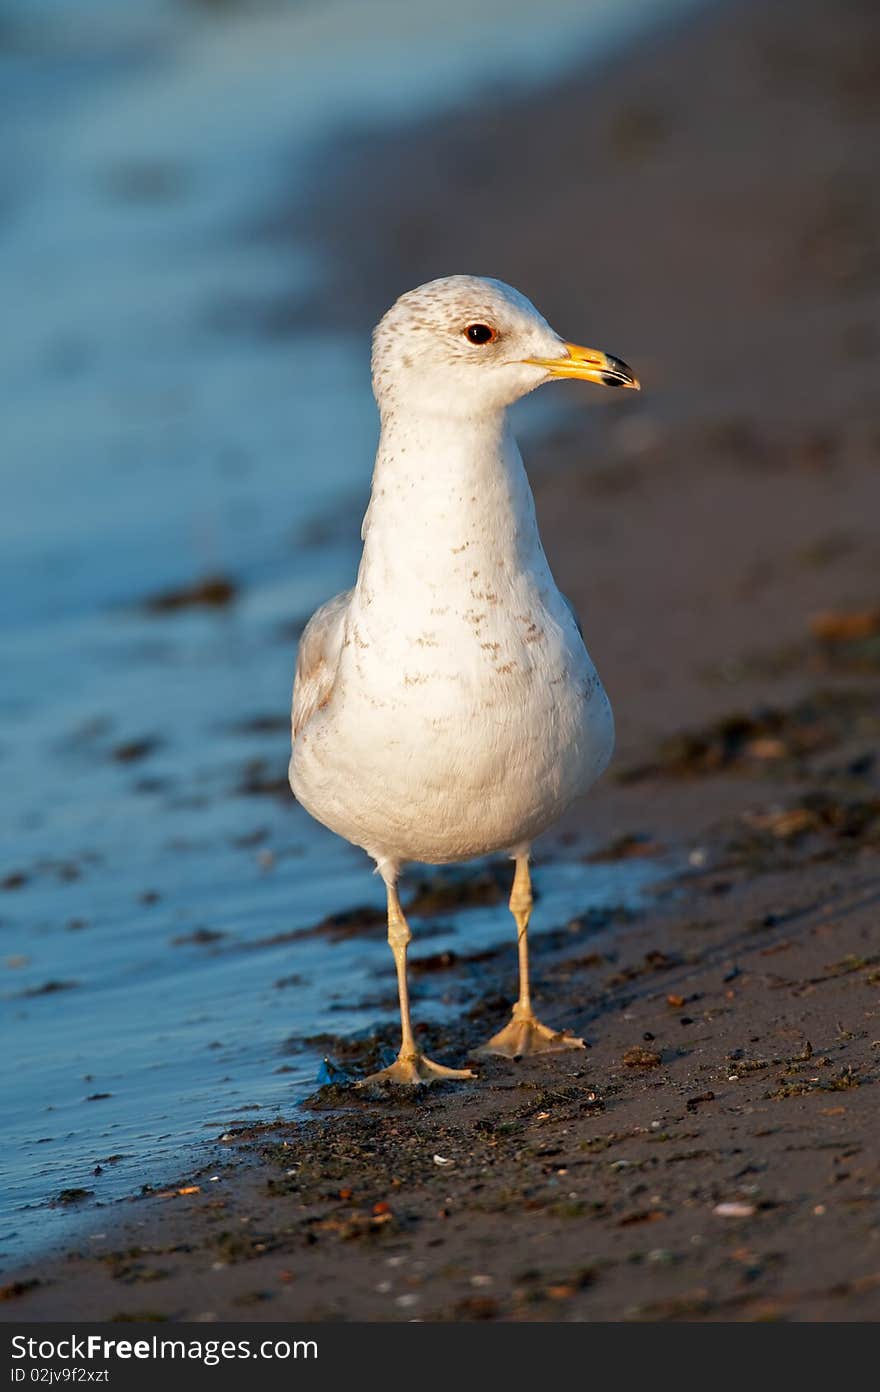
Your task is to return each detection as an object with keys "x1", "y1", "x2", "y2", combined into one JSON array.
[{"x1": 0, "y1": 0, "x2": 697, "y2": 1269}]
